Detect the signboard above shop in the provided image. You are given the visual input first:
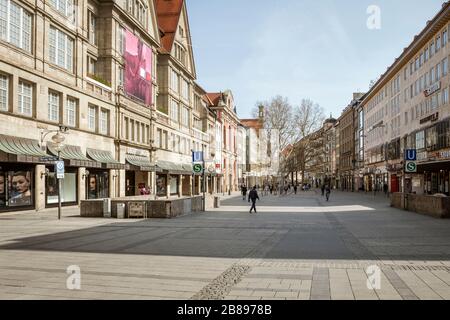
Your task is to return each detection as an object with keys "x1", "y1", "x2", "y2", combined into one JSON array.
[{"x1": 424, "y1": 81, "x2": 441, "y2": 97}]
